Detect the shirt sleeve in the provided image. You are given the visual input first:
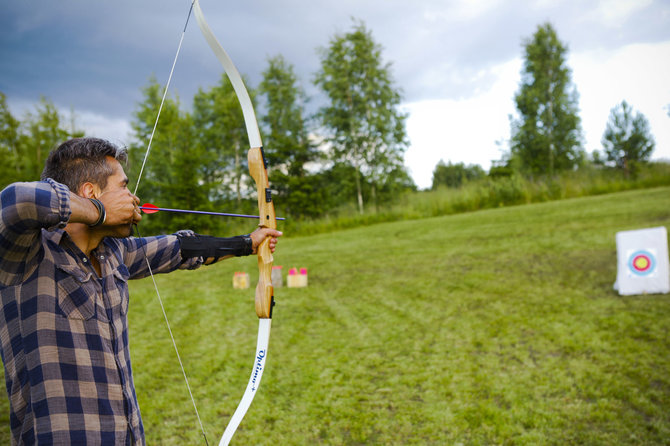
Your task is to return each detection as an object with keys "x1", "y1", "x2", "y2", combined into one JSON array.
[
  {"x1": 0, "y1": 179, "x2": 71, "y2": 284},
  {"x1": 119, "y1": 230, "x2": 204, "y2": 280}
]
